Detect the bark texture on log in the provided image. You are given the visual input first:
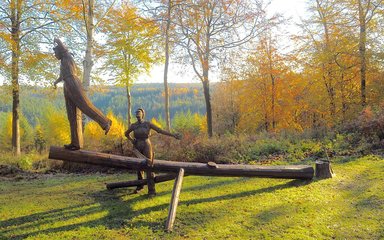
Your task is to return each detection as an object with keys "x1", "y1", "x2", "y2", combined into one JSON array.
[
  {"x1": 315, "y1": 160, "x2": 334, "y2": 179},
  {"x1": 49, "y1": 146, "x2": 314, "y2": 179}
]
